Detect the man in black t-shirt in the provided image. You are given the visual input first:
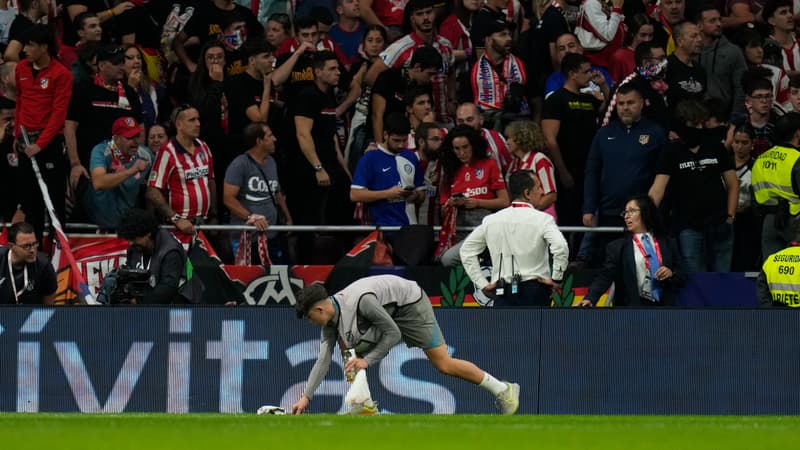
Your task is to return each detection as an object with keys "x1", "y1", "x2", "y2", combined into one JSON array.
[
  {"x1": 61, "y1": 0, "x2": 134, "y2": 47},
  {"x1": 286, "y1": 51, "x2": 352, "y2": 261},
  {"x1": 370, "y1": 45, "x2": 442, "y2": 144},
  {"x1": 226, "y1": 39, "x2": 276, "y2": 156},
  {"x1": 4, "y1": 0, "x2": 48, "y2": 62},
  {"x1": 665, "y1": 21, "x2": 707, "y2": 118},
  {"x1": 0, "y1": 222, "x2": 56, "y2": 305},
  {"x1": 65, "y1": 46, "x2": 143, "y2": 190},
  {"x1": 173, "y1": 0, "x2": 263, "y2": 73},
  {"x1": 649, "y1": 99, "x2": 739, "y2": 273},
  {"x1": 542, "y1": 53, "x2": 604, "y2": 226}
]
